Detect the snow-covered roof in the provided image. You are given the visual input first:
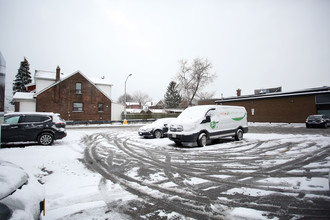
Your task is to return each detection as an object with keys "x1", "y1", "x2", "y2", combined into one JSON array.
[
  {"x1": 89, "y1": 76, "x2": 113, "y2": 86},
  {"x1": 126, "y1": 108, "x2": 142, "y2": 113},
  {"x1": 34, "y1": 70, "x2": 113, "y2": 85},
  {"x1": 13, "y1": 92, "x2": 35, "y2": 100},
  {"x1": 149, "y1": 109, "x2": 165, "y2": 113},
  {"x1": 34, "y1": 70, "x2": 58, "y2": 80},
  {"x1": 126, "y1": 102, "x2": 140, "y2": 106},
  {"x1": 145, "y1": 100, "x2": 163, "y2": 107},
  {"x1": 26, "y1": 82, "x2": 35, "y2": 87},
  {"x1": 216, "y1": 86, "x2": 330, "y2": 103}
]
